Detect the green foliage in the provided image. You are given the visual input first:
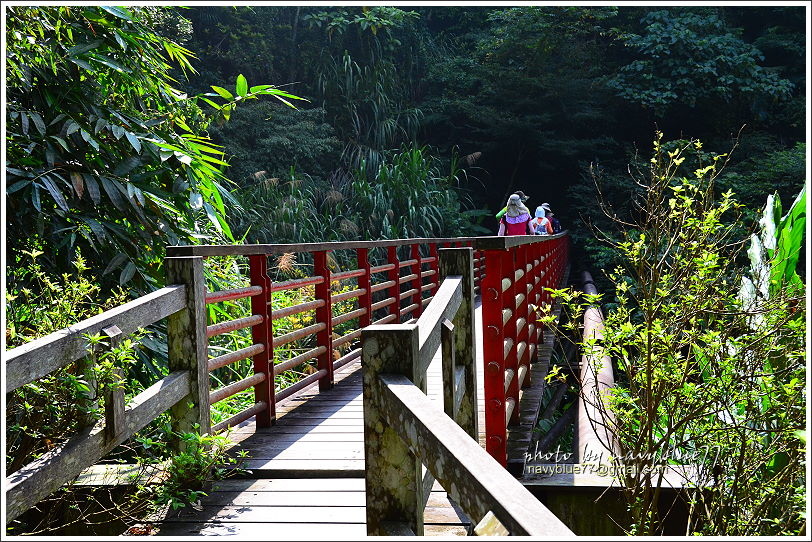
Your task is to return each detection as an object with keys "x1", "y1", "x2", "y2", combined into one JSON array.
[
  {"x1": 5, "y1": 6, "x2": 302, "y2": 289},
  {"x1": 607, "y1": 9, "x2": 793, "y2": 111},
  {"x1": 206, "y1": 102, "x2": 341, "y2": 185},
  {"x1": 717, "y1": 142, "x2": 805, "y2": 218},
  {"x1": 4, "y1": 249, "x2": 146, "y2": 473},
  {"x1": 317, "y1": 50, "x2": 423, "y2": 173},
  {"x1": 740, "y1": 186, "x2": 806, "y2": 303},
  {"x1": 230, "y1": 145, "x2": 487, "y2": 248},
  {"x1": 352, "y1": 146, "x2": 488, "y2": 239},
  {"x1": 137, "y1": 430, "x2": 247, "y2": 513},
  {"x1": 552, "y1": 133, "x2": 805, "y2": 535}
]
